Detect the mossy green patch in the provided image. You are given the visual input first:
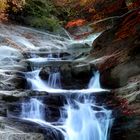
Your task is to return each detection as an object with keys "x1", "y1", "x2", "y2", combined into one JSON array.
[{"x1": 22, "y1": 0, "x2": 61, "y2": 31}]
